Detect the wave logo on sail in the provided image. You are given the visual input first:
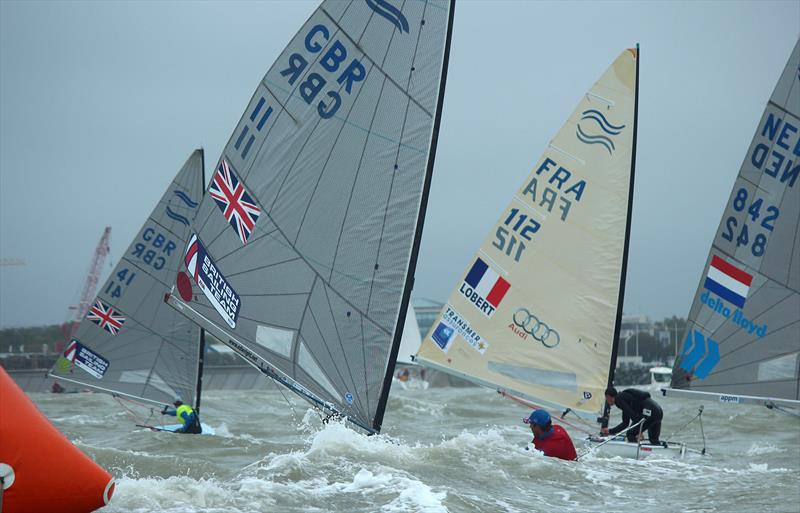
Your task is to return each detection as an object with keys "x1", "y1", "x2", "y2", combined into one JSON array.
[
  {"x1": 575, "y1": 109, "x2": 625, "y2": 156},
  {"x1": 57, "y1": 339, "x2": 109, "y2": 379},
  {"x1": 165, "y1": 190, "x2": 198, "y2": 227},
  {"x1": 210, "y1": 159, "x2": 261, "y2": 245},
  {"x1": 679, "y1": 330, "x2": 720, "y2": 380},
  {"x1": 459, "y1": 258, "x2": 510, "y2": 318},
  {"x1": 365, "y1": 0, "x2": 409, "y2": 33},
  {"x1": 184, "y1": 234, "x2": 241, "y2": 329}
]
